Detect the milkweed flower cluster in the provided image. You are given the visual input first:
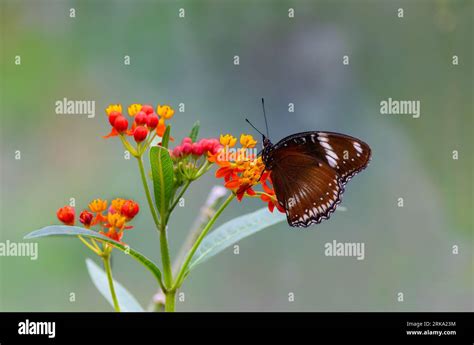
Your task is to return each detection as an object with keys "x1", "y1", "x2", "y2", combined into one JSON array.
[
  {"x1": 104, "y1": 103, "x2": 175, "y2": 152},
  {"x1": 56, "y1": 198, "x2": 139, "y2": 243},
  {"x1": 170, "y1": 137, "x2": 221, "y2": 159},
  {"x1": 170, "y1": 136, "x2": 221, "y2": 181},
  {"x1": 208, "y1": 134, "x2": 284, "y2": 213}
]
